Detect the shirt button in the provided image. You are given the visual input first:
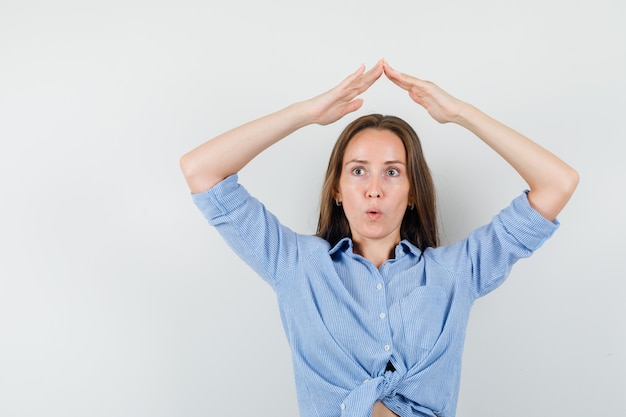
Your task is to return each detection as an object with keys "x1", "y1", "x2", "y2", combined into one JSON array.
[
  {"x1": 379, "y1": 312, "x2": 386, "y2": 319},
  {"x1": 340, "y1": 403, "x2": 346, "y2": 410},
  {"x1": 384, "y1": 344, "x2": 390, "y2": 351},
  {"x1": 376, "y1": 283, "x2": 383, "y2": 290}
]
